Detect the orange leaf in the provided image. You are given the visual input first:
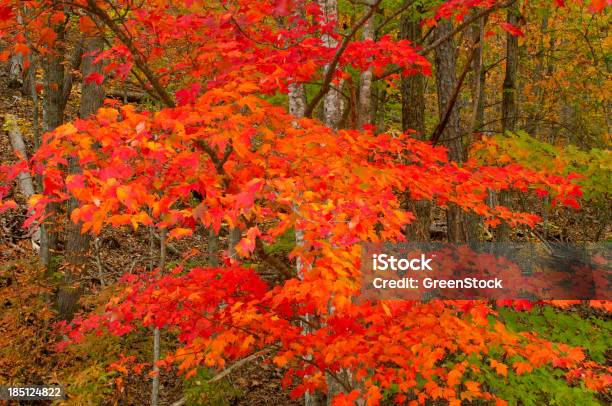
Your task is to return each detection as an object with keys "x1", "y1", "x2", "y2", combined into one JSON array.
[
  {"x1": 513, "y1": 361, "x2": 533, "y2": 375},
  {"x1": 79, "y1": 16, "x2": 98, "y2": 34},
  {"x1": 490, "y1": 359, "x2": 508, "y2": 377},
  {"x1": 168, "y1": 227, "x2": 193, "y2": 240}
]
